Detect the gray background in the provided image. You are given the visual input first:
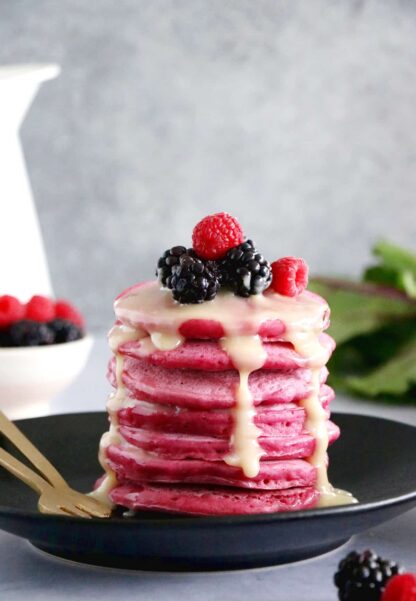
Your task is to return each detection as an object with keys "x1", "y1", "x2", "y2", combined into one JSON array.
[{"x1": 1, "y1": 0, "x2": 416, "y2": 331}]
